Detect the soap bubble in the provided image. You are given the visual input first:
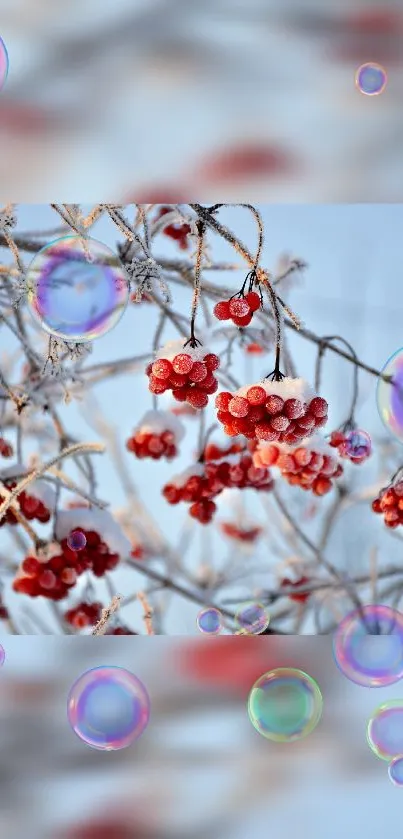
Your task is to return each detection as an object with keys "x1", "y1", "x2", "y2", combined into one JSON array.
[
  {"x1": 247, "y1": 667, "x2": 323, "y2": 742},
  {"x1": 355, "y1": 63, "x2": 387, "y2": 96},
  {"x1": 0, "y1": 645, "x2": 5, "y2": 666},
  {"x1": 377, "y1": 349, "x2": 403, "y2": 442},
  {"x1": 67, "y1": 666, "x2": 150, "y2": 750},
  {"x1": 367, "y1": 701, "x2": 403, "y2": 761},
  {"x1": 196, "y1": 607, "x2": 223, "y2": 635},
  {"x1": 235, "y1": 602, "x2": 269, "y2": 634},
  {"x1": 0, "y1": 38, "x2": 8, "y2": 92},
  {"x1": 333, "y1": 604, "x2": 403, "y2": 687},
  {"x1": 67, "y1": 530, "x2": 87, "y2": 552},
  {"x1": 26, "y1": 236, "x2": 129, "y2": 342},
  {"x1": 343, "y1": 429, "x2": 372, "y2": 461},
  {"x1": 388, "y1": 756, "x2": 403, "y2": 787}
]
